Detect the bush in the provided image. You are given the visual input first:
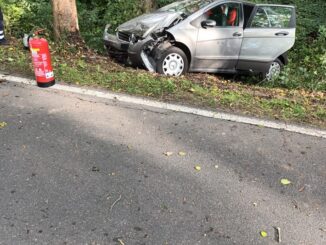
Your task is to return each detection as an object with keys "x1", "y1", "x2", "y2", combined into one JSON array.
[
  {"x1": 272, "y1": 26, "x2": 326, "y2": 91},
  {"x1": 78, "y1": 0, "x2": 143, "y2": 51},
  {"x1": 0, "y1": 0, "x2": 52, "y2": 37},
  {"x1": 238, "y1": 0, "x2": 326, "y2": 91}
]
